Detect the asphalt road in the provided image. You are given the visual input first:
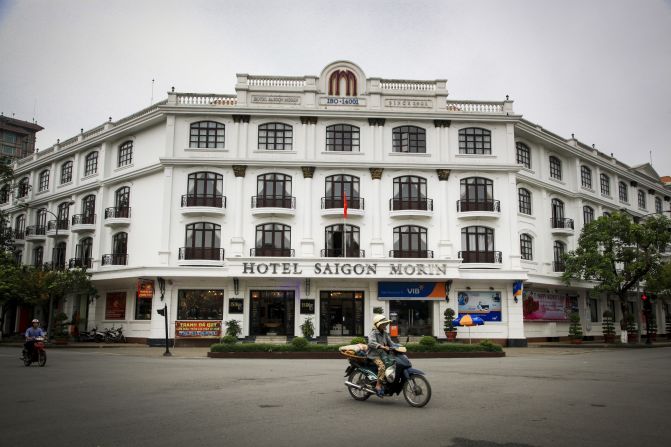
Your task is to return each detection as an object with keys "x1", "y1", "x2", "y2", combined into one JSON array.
[{"x1": 1, "y1": 347, "x2": 669, "y2": 447}]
